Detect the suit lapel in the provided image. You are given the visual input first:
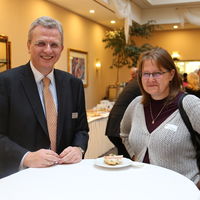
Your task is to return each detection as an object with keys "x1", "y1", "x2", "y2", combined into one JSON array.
[{"x1": 20, "y1": 64, "x2": 48, "y2": 135}]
